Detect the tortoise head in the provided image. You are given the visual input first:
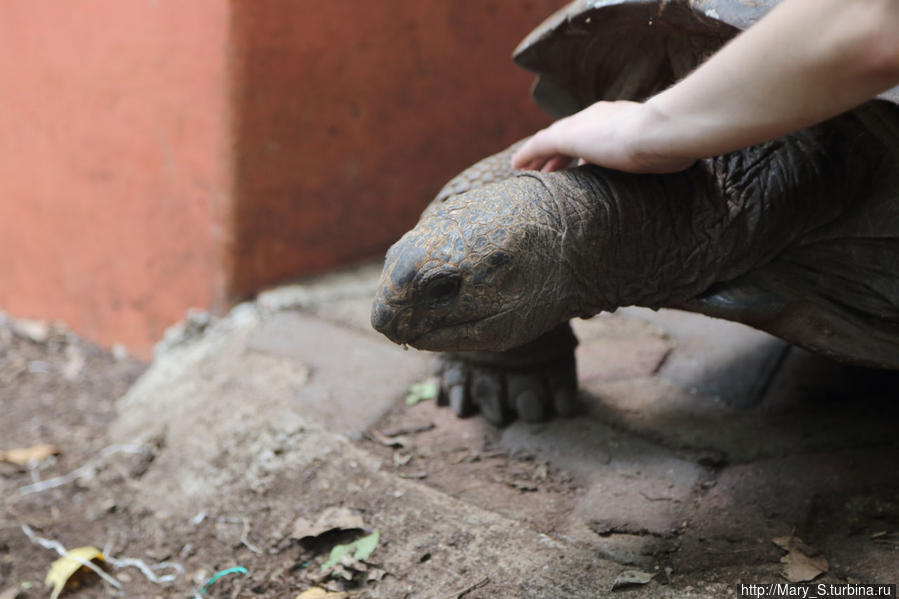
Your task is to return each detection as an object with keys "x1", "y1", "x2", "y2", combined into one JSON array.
[{"x1": 371, "y1": 178, "x2": 567, "y2": 352}]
